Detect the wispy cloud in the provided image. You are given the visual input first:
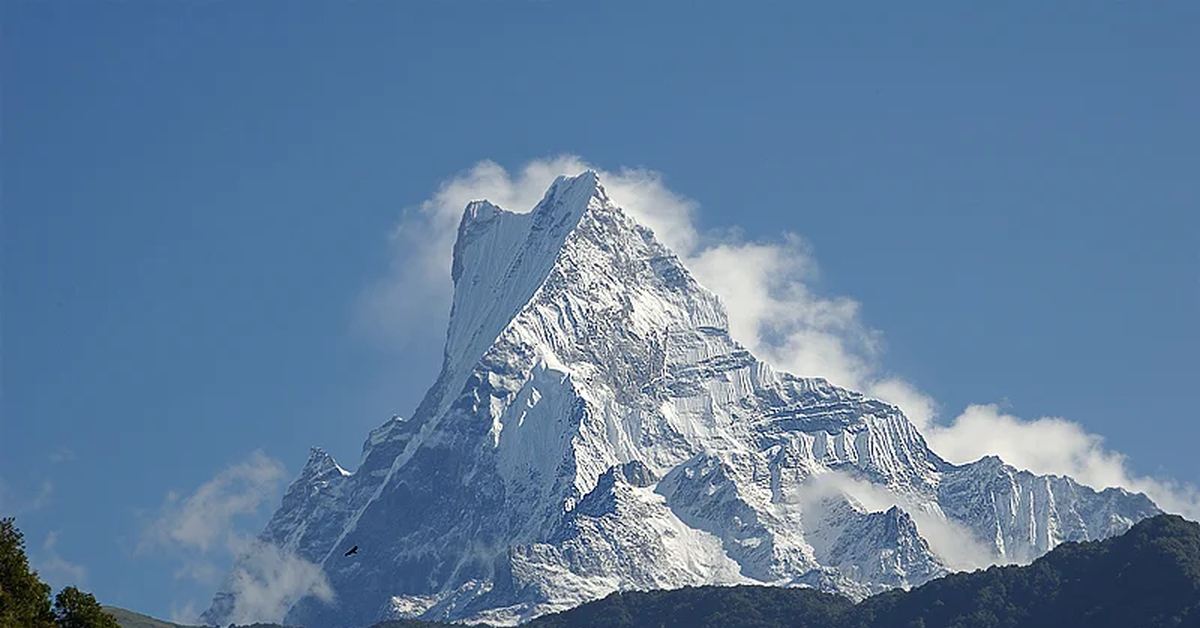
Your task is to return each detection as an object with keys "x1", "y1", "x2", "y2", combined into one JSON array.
[
  {"x1": 36, "y1": 530, "x2": 88, "y2": 589},
  {"x1": 169, "y1": 601, "x2": 201, "y2": 626},
  {"x1": 140, "y1": 450, "x2": 286, "y2": 555},
  {"x1": 796, "y1": 470, "x2": 1001, "y2": 572},
  {"x1": 0, "y1": 477, "x2": 54, "y2": 525},
  {"x1": 139, "y1": 450, "x2": 334, "y2": 624},
  {"x1": 359, "y1": 156, "x2": 1199, "y2": 523},
  {"x1": 2, "y1": 478, "x2": 56, "y2": 516},
  {"x1": 49, "y1": 448, "x2": 76, "y2": 464},
  {"x1": 218, "y1": 538, "x2": 335, "y2": 626},
  {"x1": 28, "y1": 479, "x2": 55, "y2": 513},
  {"x1": 923, "y1": 404, "x2": 1200, "y2": 520}
]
